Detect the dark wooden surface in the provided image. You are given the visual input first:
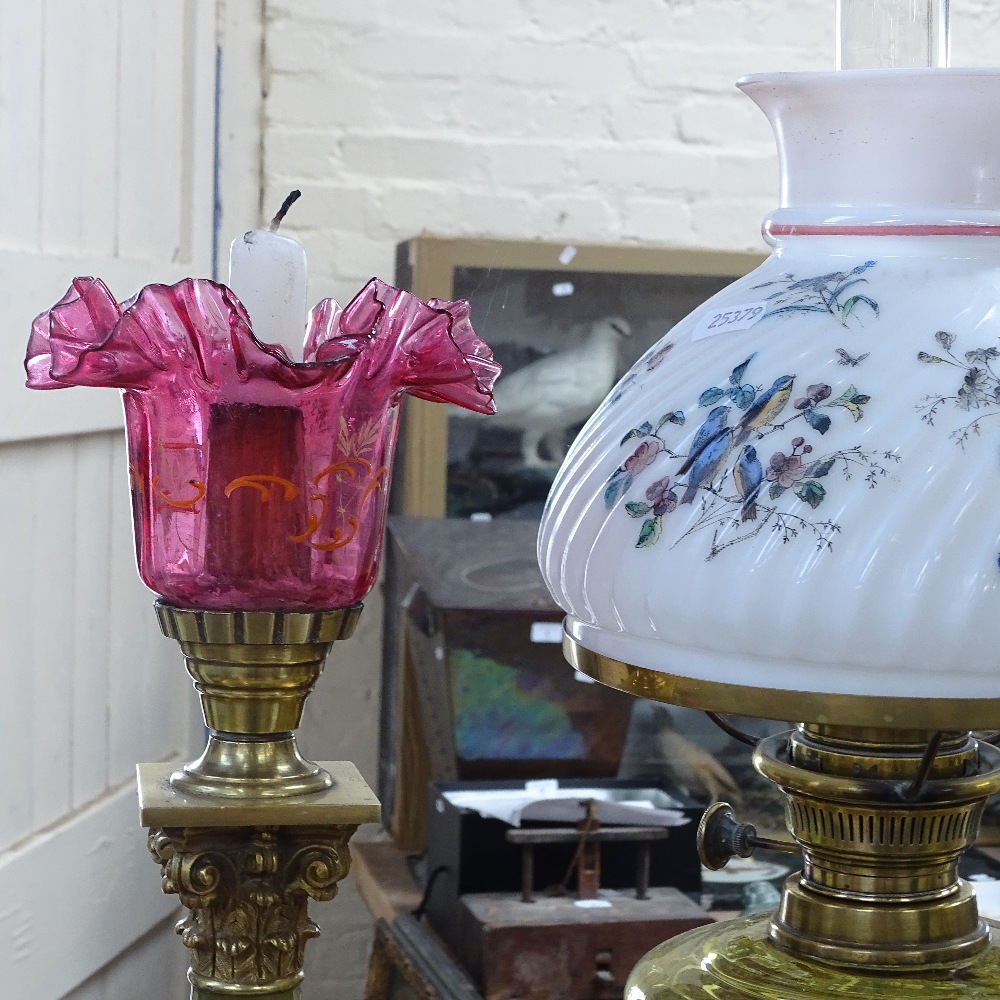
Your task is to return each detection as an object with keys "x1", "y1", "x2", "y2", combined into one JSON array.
[
  {"x1": 365, "y1": 914, "x2": 483, "y2": 1000},
  {"x1": 352, "y1": 841, "x2": 425, "y2": 925},
  {"x1": 355, "y1": 843, "x2": 485, "y2": 1000}
]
